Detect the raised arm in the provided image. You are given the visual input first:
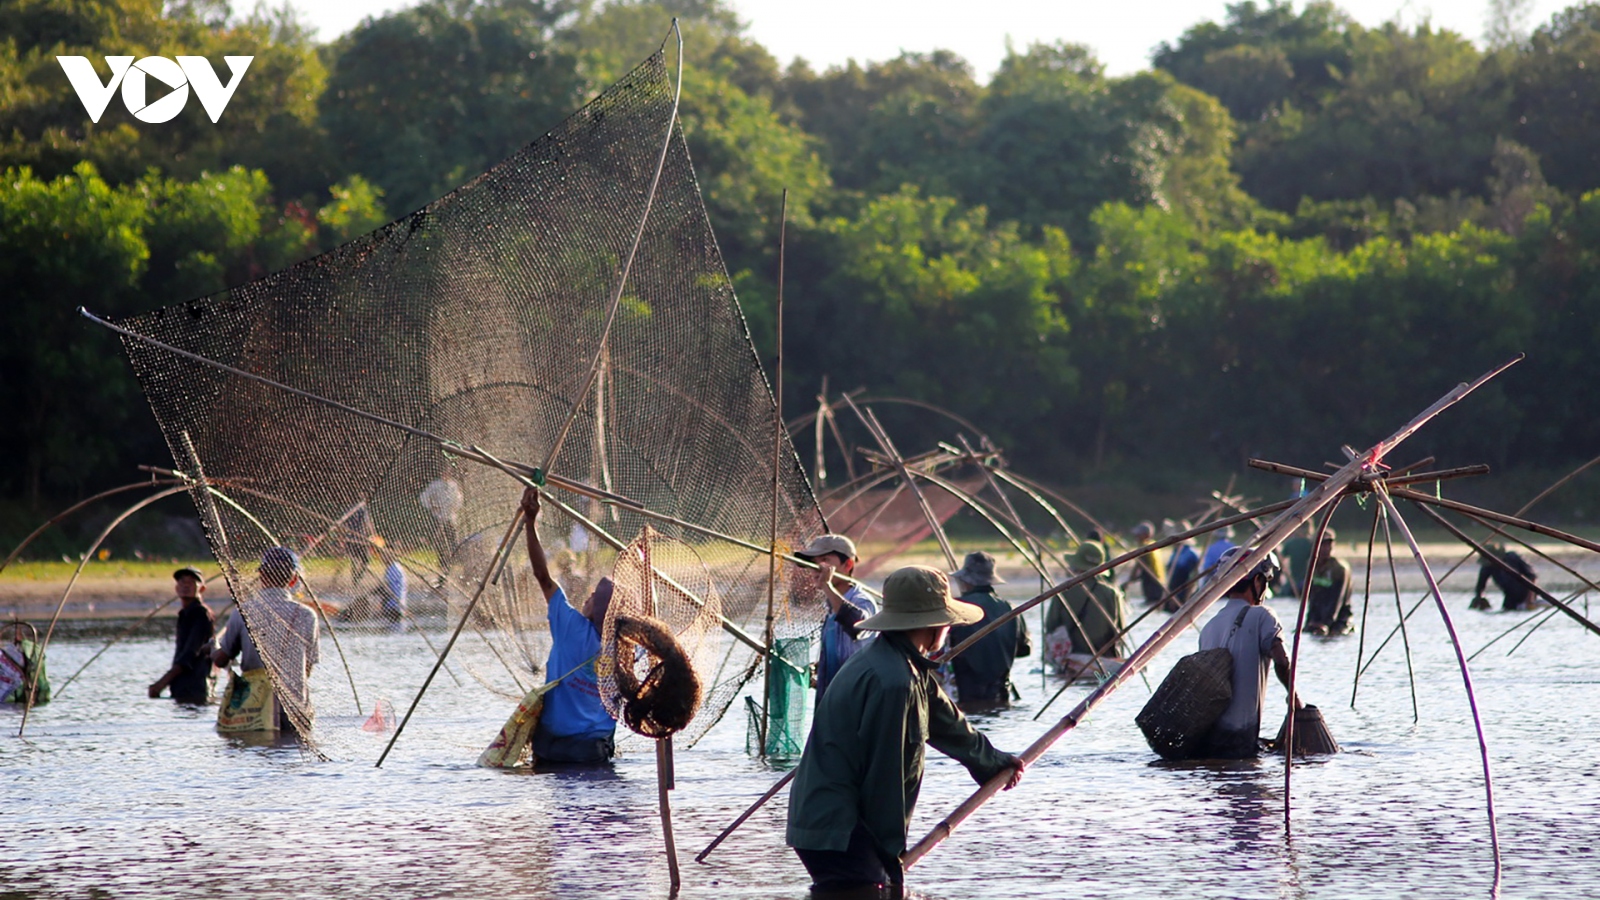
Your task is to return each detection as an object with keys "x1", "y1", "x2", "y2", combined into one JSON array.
[{"x1": 521, "y1": 487, "x2": 557, "y2": 601}]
